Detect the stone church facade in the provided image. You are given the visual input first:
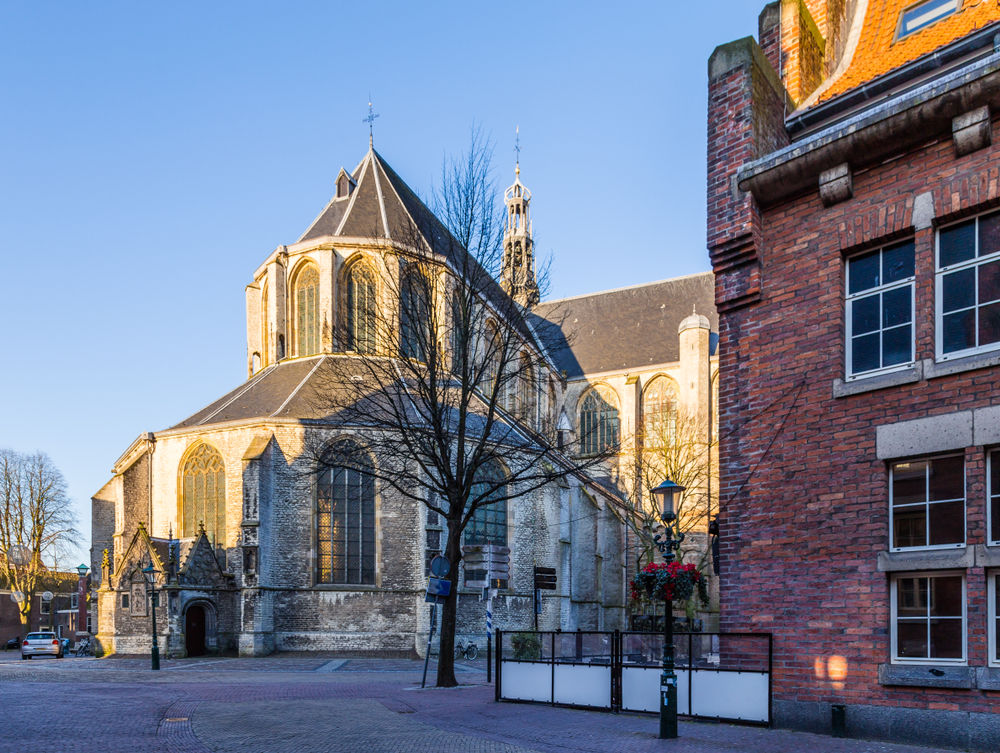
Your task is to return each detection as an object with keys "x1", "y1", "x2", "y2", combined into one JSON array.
[{"x1": 90, "y1": 146, "x2": 718, "y2": 657}]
